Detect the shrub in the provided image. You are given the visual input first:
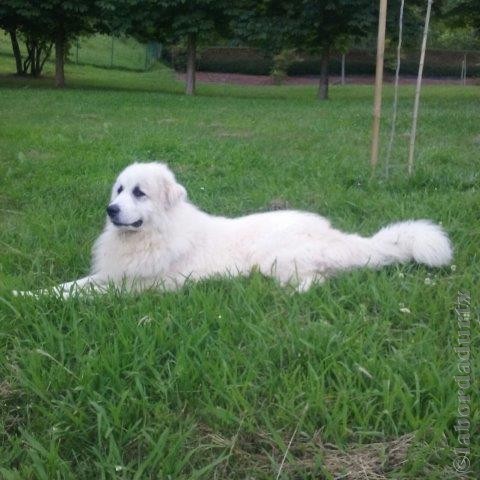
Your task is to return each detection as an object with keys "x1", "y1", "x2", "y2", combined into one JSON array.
[{"x1": 271, "y1": 49, "x2": 299, "y2": 84}]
